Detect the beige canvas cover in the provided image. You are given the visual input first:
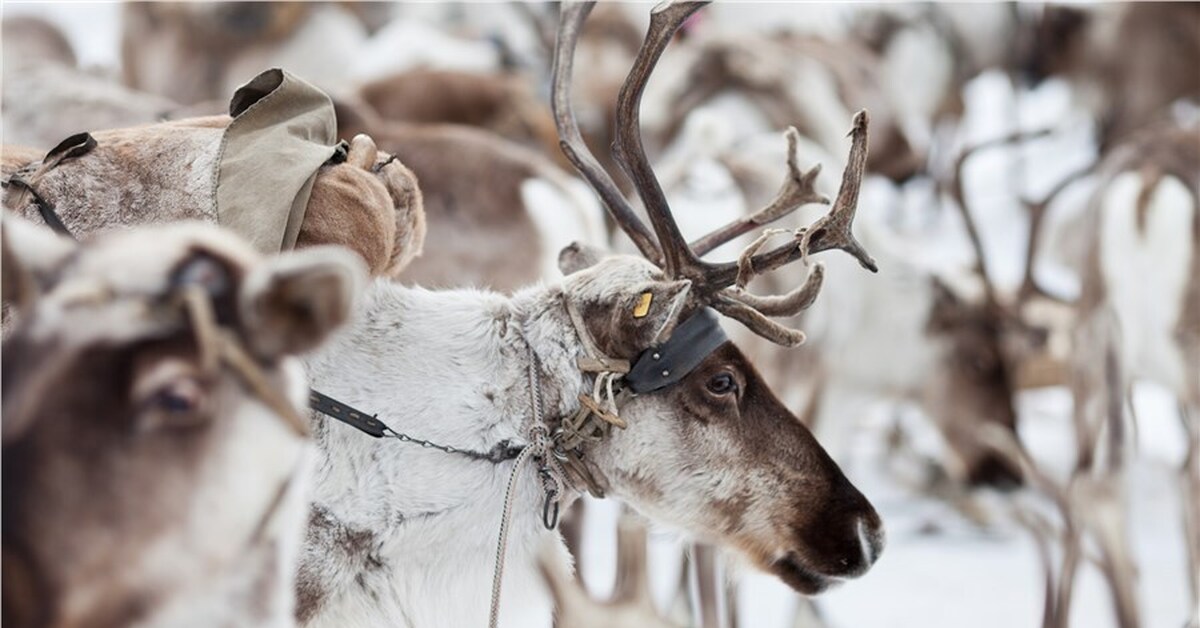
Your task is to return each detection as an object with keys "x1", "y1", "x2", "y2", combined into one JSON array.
[
  {"x1": 2, "y1": 68, "x2": 338, "y2": 256},
  {"x1": 215, "y1": 68, "x2": 338, "y2": 253}
]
